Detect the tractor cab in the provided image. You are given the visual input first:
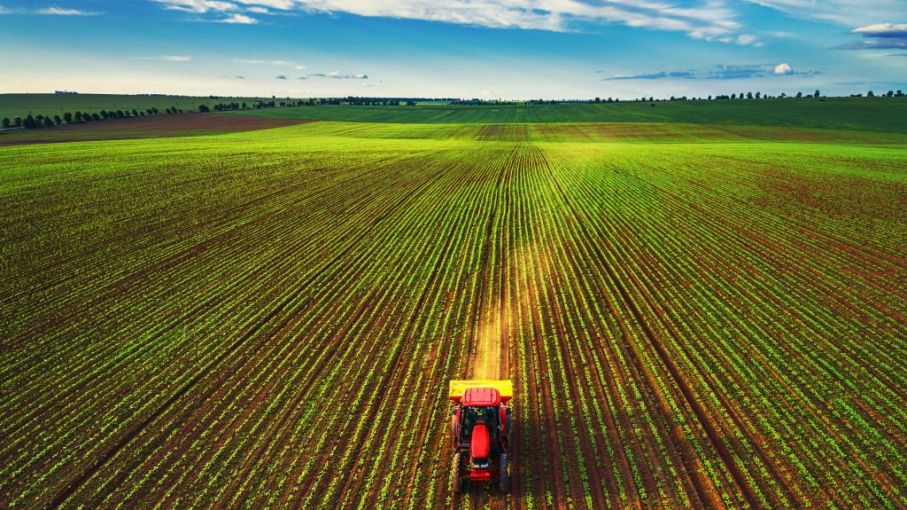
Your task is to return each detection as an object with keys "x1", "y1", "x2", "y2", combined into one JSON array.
[{"x1": 448, "y1": 380, "x2": 513, "y2": 493}]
